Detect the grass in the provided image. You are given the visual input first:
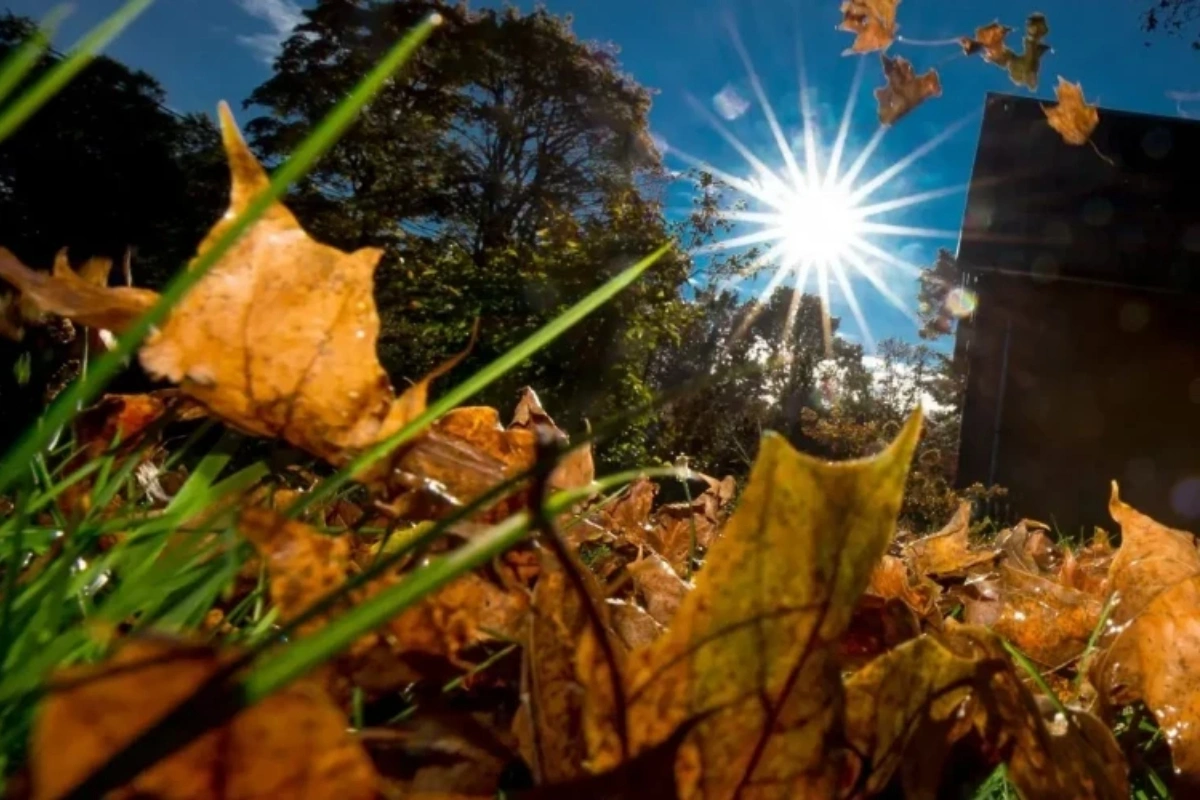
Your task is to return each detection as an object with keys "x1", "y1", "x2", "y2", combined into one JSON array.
[{"x1": 0, "y1": 5, "x2": 685, "y2": 794}]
